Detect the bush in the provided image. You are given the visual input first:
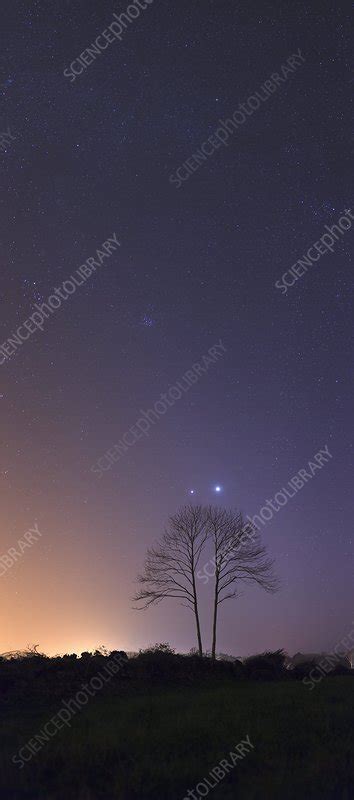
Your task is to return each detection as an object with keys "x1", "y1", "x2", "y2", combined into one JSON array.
[
  {"x1": 244, "y1": 650, "x2": 287, "y2": 680},
  {"x1": 232, "y1": 659, "x2": 245, "y2": 679}
]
